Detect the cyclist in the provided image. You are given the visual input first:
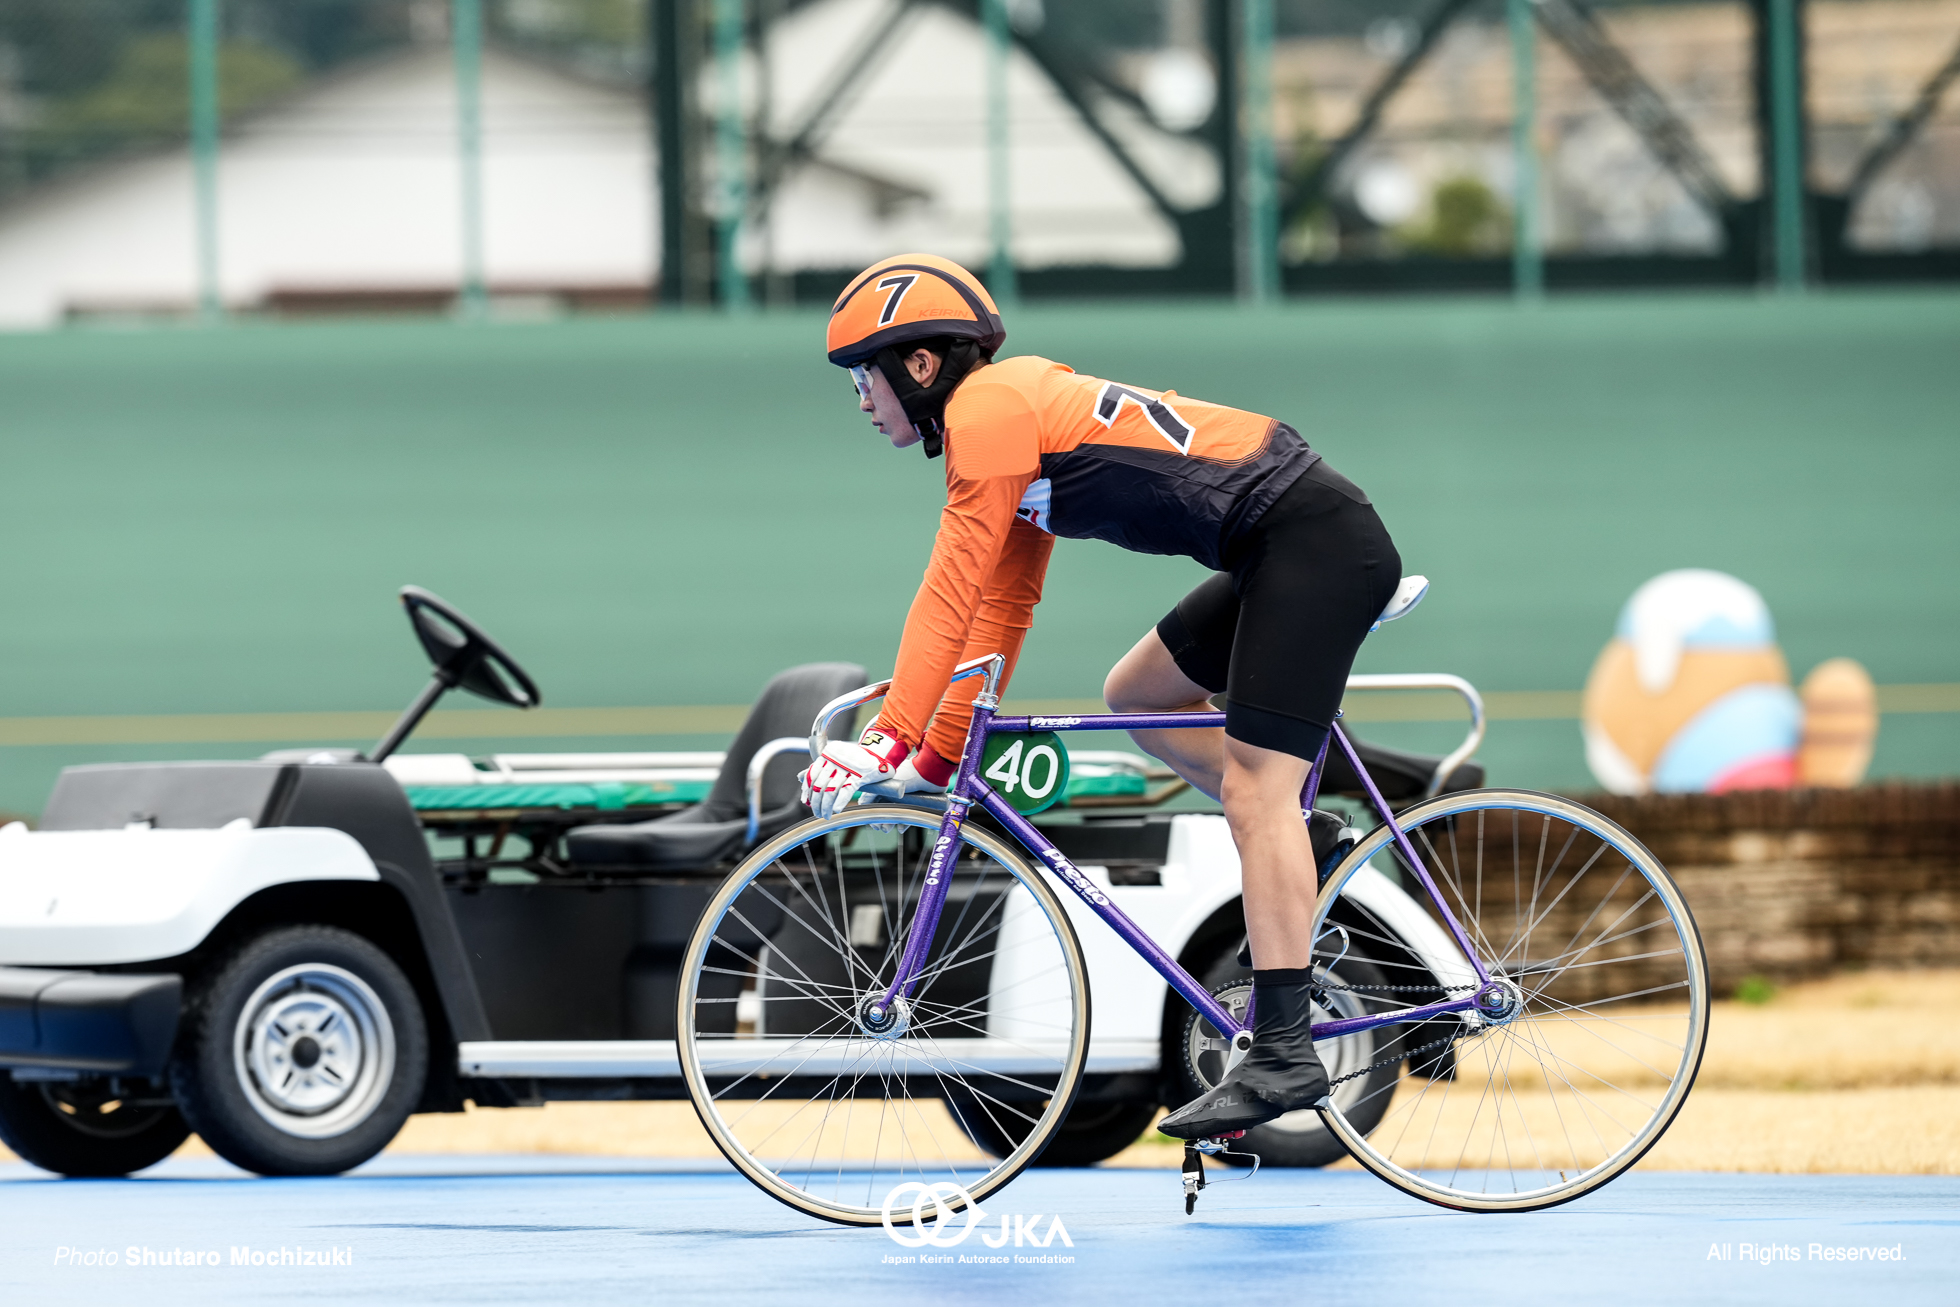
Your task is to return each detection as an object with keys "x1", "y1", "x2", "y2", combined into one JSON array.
[{"x1": 800, "y1": 253, "x2": 1402, "y2": 1140}]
